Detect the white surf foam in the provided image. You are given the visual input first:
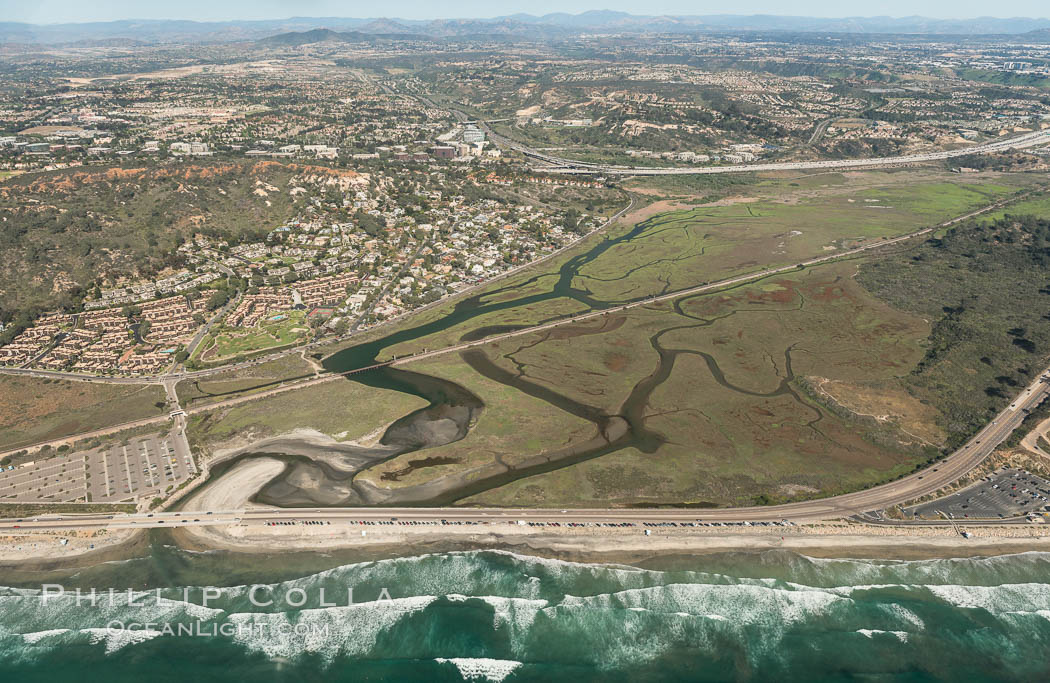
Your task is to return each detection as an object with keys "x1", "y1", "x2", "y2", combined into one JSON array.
[
  {"x1": 436, "y1": 657, "x2": 522, "y2": 682},
  {"x1": 84, "y1": 627, "x2": 162, "y2": 654},
  {"x1": 227, "y1": 595, "x2": 438, "y2": 660},
  {"x1": 926, "y1": 583, "x2": 1050, "y2": 613},
  {"x1": 856, "y1": 629, "x2": 908, "y2": 642},
  {"x1": 20, "y1": 628, "x2": 70, "y2": 644}
]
